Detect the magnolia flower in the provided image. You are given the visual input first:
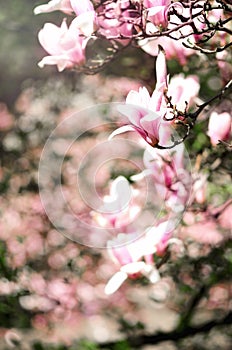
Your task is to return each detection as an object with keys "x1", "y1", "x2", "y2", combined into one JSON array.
[
  {"x1": 38, "y1": 19, "x2": 87, "y2": 71},
  {"x1": 35, "y1": 0, "x2": 97, "y2": 36},
  {"x1": 132, "y1": 143, "x2": 191, "y2": 212},
  {"x1": 105, "y1": 221, "x2": 174, "y2": 294},
  {"x1": 70, "y1": 0, "x2": 94, "y2": 14},
  {"x1": 34, "y1": 0, "x2": 73, "y2": 15},
  {"x1": 70, "y1": 0, "x2": 98, "y2": 36},
  {"x1": 143, "y1": 0, "x2": 171, "y2": 29},
  {"x1": 110, "y1": 47, "x2": 174, "y2": 147},
  {"x1": 96, "y1": 0, "x2": 138, "y2": 44},
  {"x1": 168, "y1": 74, "x2": 200, "y2": 112},
  {"x1": 91, "y1": 176, "x2": 140, "y2": 229},
  {"x1": 207, "y1": 111, "x2": 231, "y2": 146}
]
